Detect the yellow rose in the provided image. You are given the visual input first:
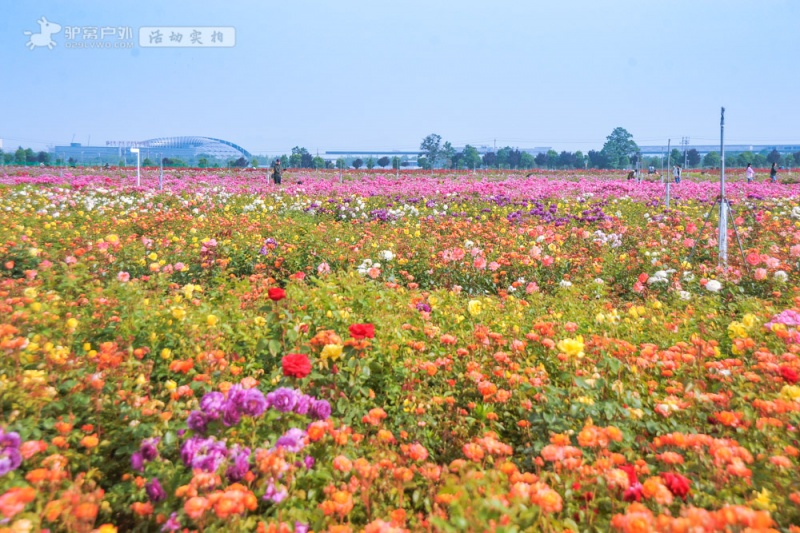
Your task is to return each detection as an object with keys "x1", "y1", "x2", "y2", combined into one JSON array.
[
  {"x1": 557, "y1": 335, "x2": 585, "y2": 358},
  {"x1": 467, "y1": 299, "x2": 482, "y2": 316},
  {"x1": 171, "y1": 307, "x2": 186, "y2": 321},
  {"x1": 160, "y1": 348, "x2": 172, "y2": 360},
  {"x1": 66, "y1": 317, "x2": 78, "y2": 330},
  {"x1": 206, "y1": 315, "x2": 219, "y2": 327},
  {"x1": 321, "y1": 344, "x2": 343, "y2": 361}
]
